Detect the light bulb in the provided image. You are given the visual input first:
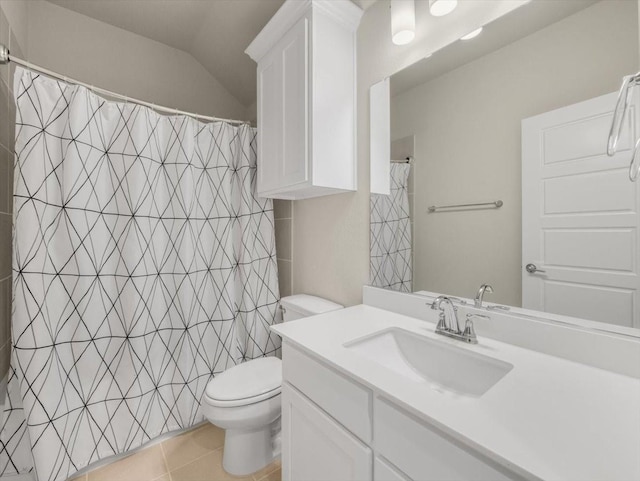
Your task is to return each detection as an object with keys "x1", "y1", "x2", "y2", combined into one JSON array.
[
  {"x1": 429, "y1": 0, "x2": 457, "y2": 17},
  {"x1": 393, "y1": 29, "x2": 415, "y2": 45},
  {"x1": 391, "y1": 0, "x2": 416, "y2": 45},
  {"x1": 461, "y1": 27, "x2": 483, "y2": 40}
]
